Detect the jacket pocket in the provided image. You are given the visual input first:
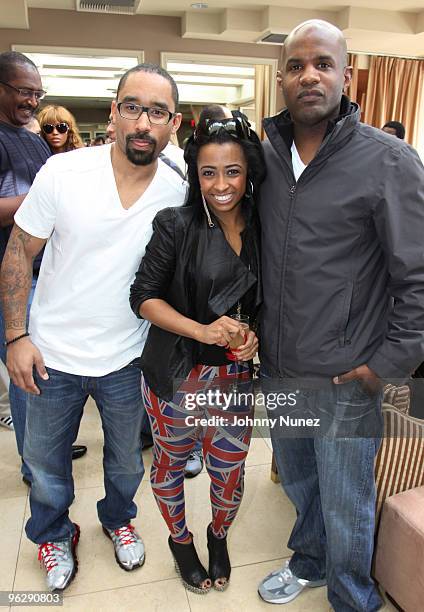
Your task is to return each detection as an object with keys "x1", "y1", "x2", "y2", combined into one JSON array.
[{"x1": 338, "y1": 281, "x2": 354, "y2": 348}]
